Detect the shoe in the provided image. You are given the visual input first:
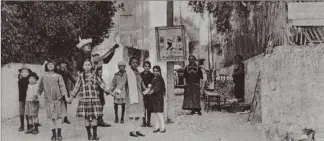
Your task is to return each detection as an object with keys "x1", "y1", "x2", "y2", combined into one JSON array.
[
  {"x1": 115, "y1": 118, "x2": 119, "y2": 123},
  {"x1": 32, "y1": 125, "x2": 39, "y2": 134},
  {"x1": 98, "y1": 120, "x2": 111, "y2": 127},
  {"x1": 57, "y1": 135, "x2": 63, "y2": 140},
  {"x1": 146, "y1": 123, "x2": 153, "y2": 127},
  {"x1": 141, "y1": 123, "x2": 146, "y2": 127},
  {"x1": 189, "y1": 111, "x2": 195, "y2": 115},
  {"x1": 18, "y1": 126, "x2": 24, "y2": 132},
  {"x1": 136, "y1": 131, "x2": 145, "y2": 137},
  {"x1": 57, "y1": 128, "x2": 63, "y2": 140},
  {"x1": 25, "y1": 125, "x2": 33, "y2": 134},
  {"x1": 153, "y1": 129, "x2": 160, "y2": 133},
  {"x1": 120, "y1": 119, "x2": 124, "y2": 124},
  {"x1": 63, "y1": 118, "x2": 71, "y2": 124},
  {"x1": 91, "y1": 136, "x2": 99, "y2": 140},
  {"x1": 51, "y1": 129, "x2": 56, "y2": 140},
  {"x1": 198, "y1": 111, "x2": 202, "y2": 116},
  {"x1": 130, "y1": 132, "x2": 138, "y2": 137},
  {"x1": 160, "y1": 129, "x2": 166, "y2": 133}
]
